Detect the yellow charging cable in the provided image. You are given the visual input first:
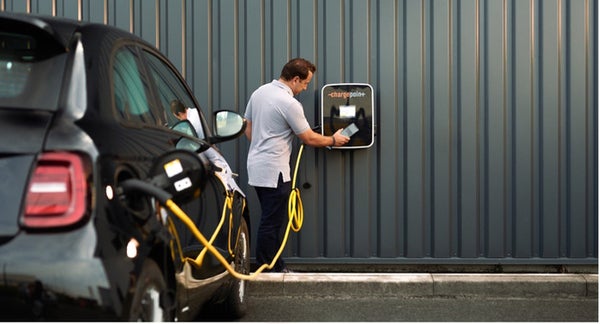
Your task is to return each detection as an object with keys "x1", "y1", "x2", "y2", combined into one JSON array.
[
  {"x1": 162, "y1": 144, "x2": 306, "y2": 280},
  {"x1": 288, "y1": 144, "x2": 304, "y2": 232},
  {"x1": 167, "y1": 192, "x2": 236, "y2": 268}
]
